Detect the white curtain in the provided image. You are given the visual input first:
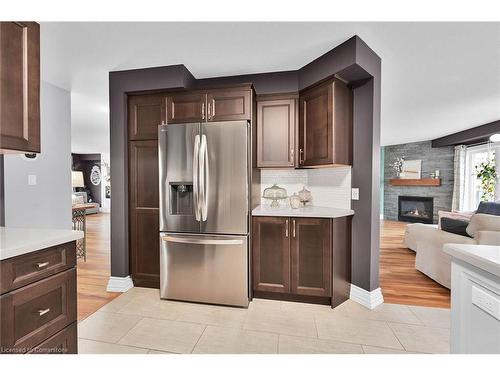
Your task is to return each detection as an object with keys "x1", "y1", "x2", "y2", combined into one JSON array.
[{"x1": 452, "y1": 145, "x2": 467, "y2": 211}]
